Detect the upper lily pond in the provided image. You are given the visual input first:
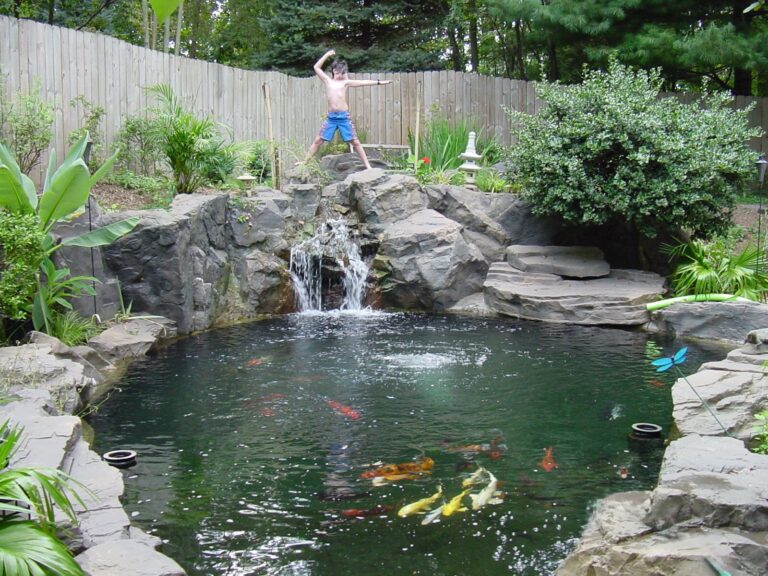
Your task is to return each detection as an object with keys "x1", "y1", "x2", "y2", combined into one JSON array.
[{"x1": 90, "y1": 312, "x2": 722, "y2": 576}]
